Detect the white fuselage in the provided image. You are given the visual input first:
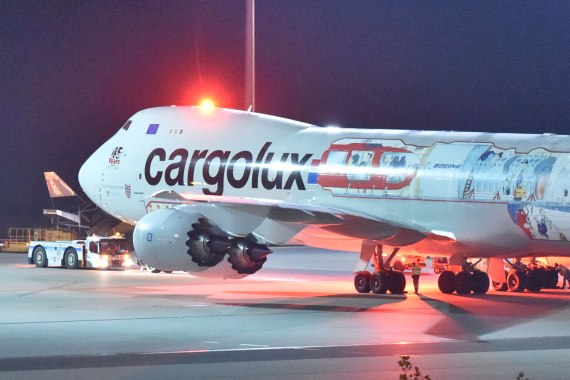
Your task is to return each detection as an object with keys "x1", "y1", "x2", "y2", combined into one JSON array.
[{"x1": 79, "y1": 106, "x2": 570, "y2": 260}]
